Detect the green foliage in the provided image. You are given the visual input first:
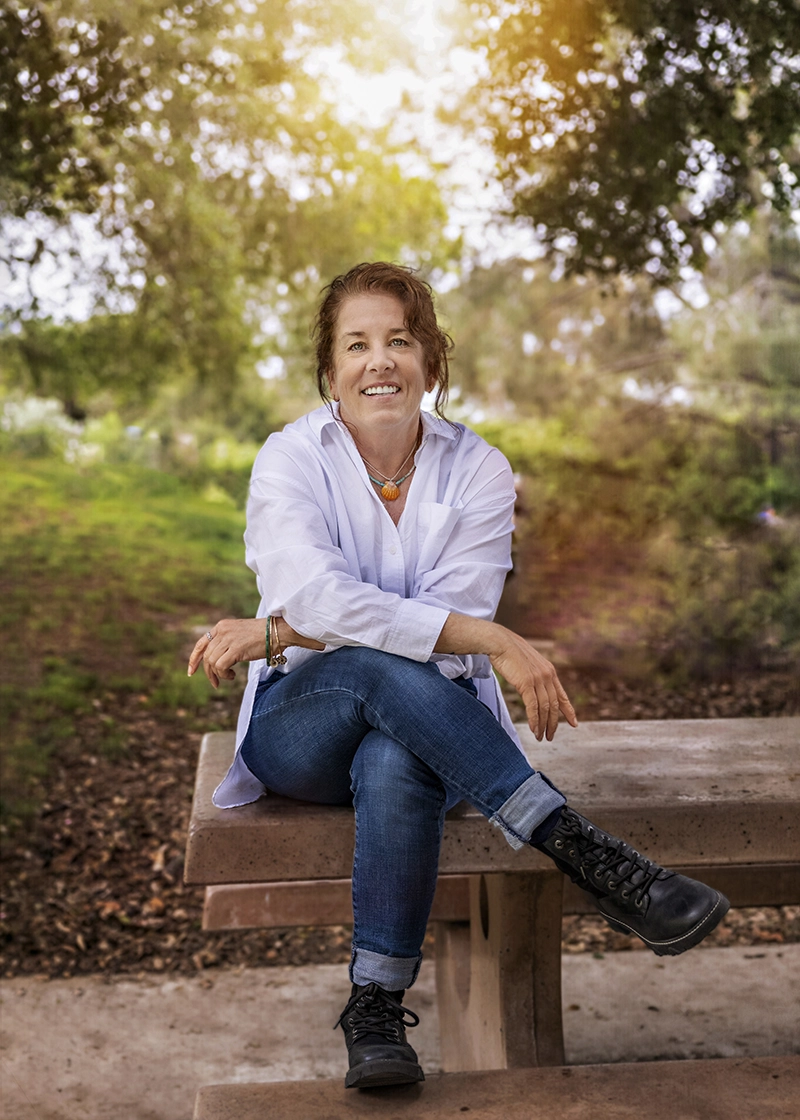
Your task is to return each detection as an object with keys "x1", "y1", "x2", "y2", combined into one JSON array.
[
  {"x1": 646, "y1": 528, "x2": 800, "y2": 681},
  {"x1": 0, "y1": 2, "x2": 138, "y2": 215},
  {"x1": 476, "y1": 388, "x2": 797, "y2": 679},
  {"x1": 478, "y1": 405, "x2": 769, "y2": 544},
  {"x1": 460, "y1": 0, "x2": 800, "y2": 280},
  {"x1": 0, "y1": 313, "x2": 176, "y2": 413},
  {"x1": 441, "y1": 215, "x2": 799, "y2": 678},
  {"x1": 0, "y1": 0, "x2": 387, "y2": 219},
  {"x1": 0, "y1": 388, "x2": 271, "y2": 503},
  {"x1": 0, "y1": 452, "x2": 255, "y2": 818},
  {"x1": 667, "y1": 218, "x2": 800, "y2": 511},
  {"x1": 2, "y1": 1, "x2": 458, "y2": 416},
  {"x1": 442, "y1": 258, "x2": 674, "y2": 415}
]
